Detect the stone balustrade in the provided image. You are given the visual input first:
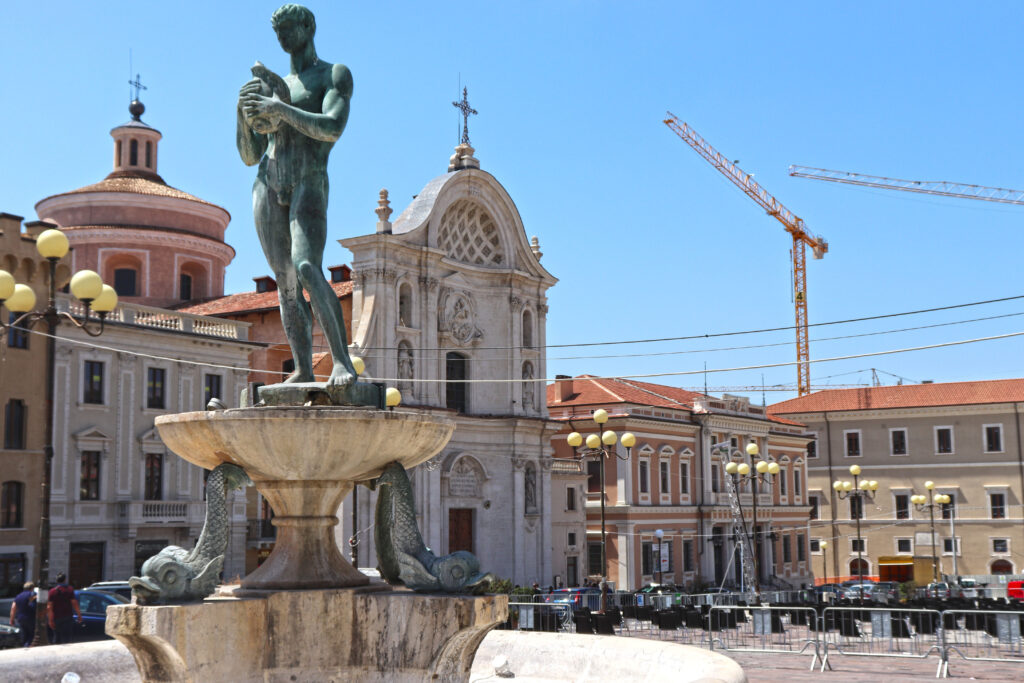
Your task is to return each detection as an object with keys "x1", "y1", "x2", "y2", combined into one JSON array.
[{"x1": 60, "y1": 294, "x2": 250, "y2": 340}]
